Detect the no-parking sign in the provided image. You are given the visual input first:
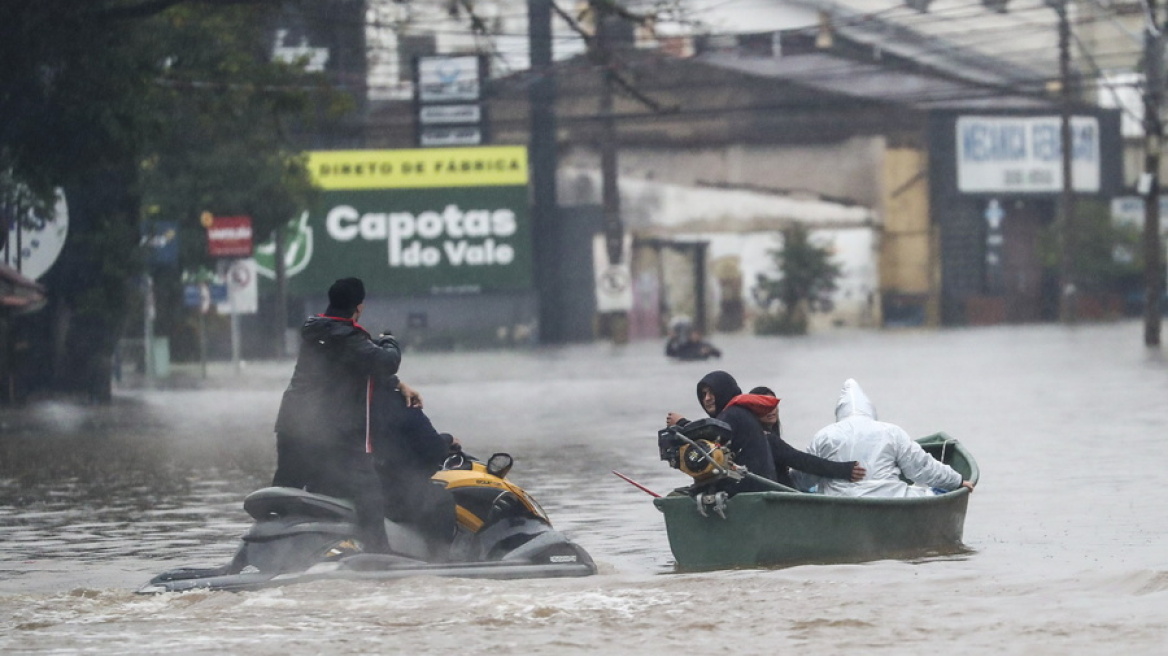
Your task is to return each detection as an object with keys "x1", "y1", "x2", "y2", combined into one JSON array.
[{"x1": 216, "y1": 259, "x2": 258, "y2": 314}]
